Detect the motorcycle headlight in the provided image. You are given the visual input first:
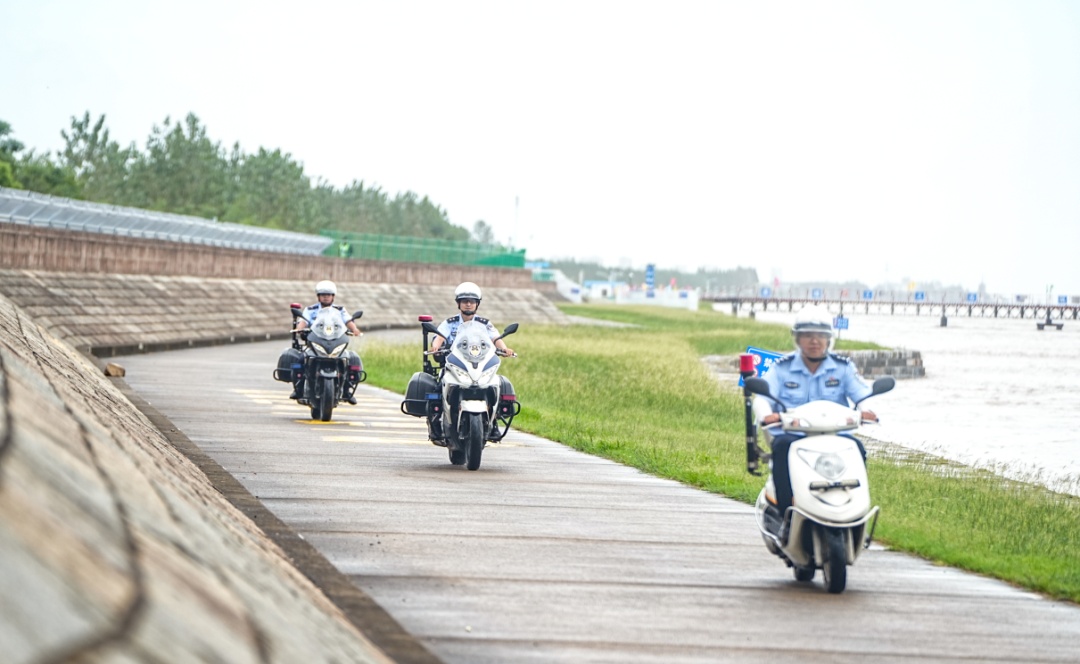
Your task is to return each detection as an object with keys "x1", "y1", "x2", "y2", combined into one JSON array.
[
  {"x1": 312, "y1": 343, "x2": 346, "y2": 358},
  {"x1": 796, "y1": 449, "x2": 846, "y2": 480},
  {"x1": 446, "y1": 363, "x2": 469, "y2": 380}
]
